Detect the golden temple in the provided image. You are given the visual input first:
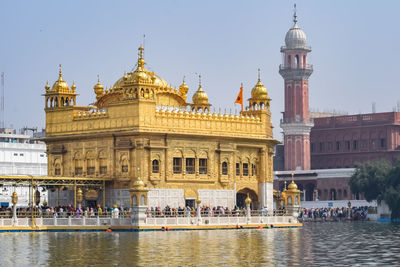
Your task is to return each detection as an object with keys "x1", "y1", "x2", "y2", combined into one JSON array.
[{"x1": 43, "y1": 45, "x2": 279, "y2": 210}]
